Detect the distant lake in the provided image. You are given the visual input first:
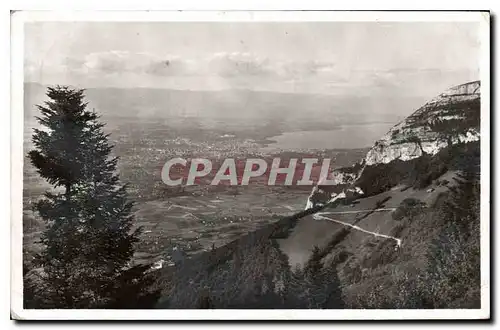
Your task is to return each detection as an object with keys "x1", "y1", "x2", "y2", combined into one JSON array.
[{"x1": 262, "y1": 123, "x2": 396, "y2": 151}]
